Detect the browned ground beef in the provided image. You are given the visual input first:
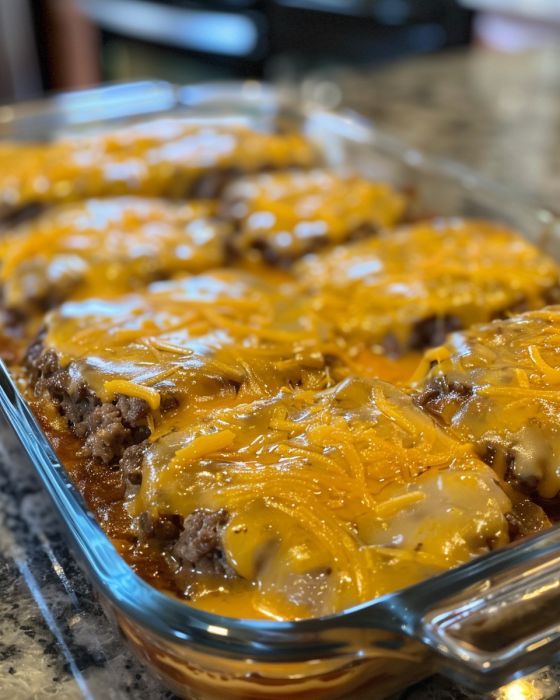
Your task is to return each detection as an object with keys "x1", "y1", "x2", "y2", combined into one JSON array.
[
  {"x1": 80, "y1": 403, "x2": 148, "y2": 464},
  {"x1": 1, "y1": 307, "x2": 25, "y2": 330},
  {"x1": 401, "y1": 291, "x2": 552, "y2": 354},
  {"x1": 408, "y1": 314, "x2": 462, "y2": 351},
  {"x1": 415, "y1": 377, "x2": 553, "y2": 505},
  {"x1": 0, "y1": 287, "x2": 26, "y2": 329},
  {"x1": 225, "y1": 216, "x2": 379, "y2": 267},
  {"x1": 0, "y1": 202, "x2": 45, "y2": 230},
  {"x1": 504, "y1": 501, "x2": 549, "y2": 539},
  {"x1": 380, "y1": 315, "x2": 462, "y2": 357},
  {"x1": 545, "y1": 284, "x2": 560, "y2": 305},
  {"x1": 414, "y1": 374, "x2": 473, "y2": 420},
  {"x1": 121, "y1": 442, "x2": 146, "y2": 486},
  {"x1": 139, "y1": 512, "x2": 183, "y2": 541},
  {"x1": 25, "y1": 337, "x2": 150, "y2": 465},
  {"x1": 24, "y1": 332, "x2": 46, "y2": 371},
  {"x1": 172, "y1": 508, "x2": 233, "y2": 577},
  {"x1": 192, "y1": 167, "x2": 243, "y2": 199}
]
